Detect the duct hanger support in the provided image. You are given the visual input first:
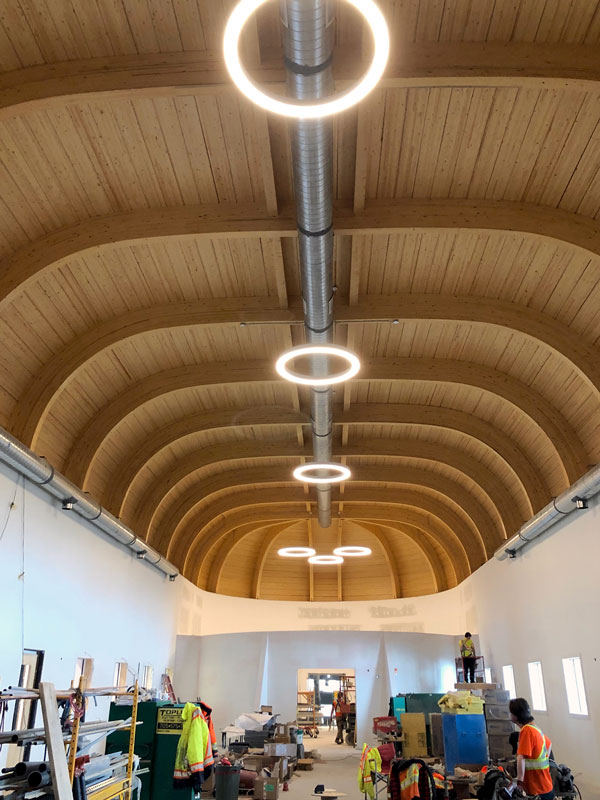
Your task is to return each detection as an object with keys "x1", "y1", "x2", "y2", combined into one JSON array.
[
  {"x1": 495, "y1": 461, "x2": 600, "y2": 561},
  {"x1": 282, "y1": 0, "x2": 335, "y2": 528},
  {"x1": 0, "y1": 425, "x2": 179, "y2": 580}
]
